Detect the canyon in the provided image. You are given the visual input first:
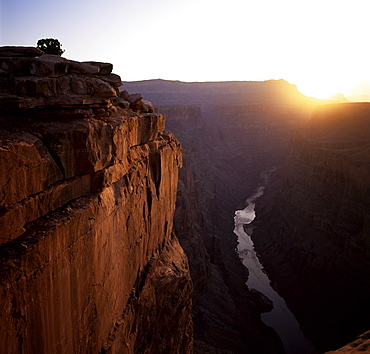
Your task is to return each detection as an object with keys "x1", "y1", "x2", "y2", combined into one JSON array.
[
  {"x1": 1, "y1": 46, "x2": 369, "y2": 354},
  {"x1": 123, "y1": 79, "x2": 318, "y2": 352},
  {"x1": 125, "y1": 79, "x2": 370, "y2": 353}
]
